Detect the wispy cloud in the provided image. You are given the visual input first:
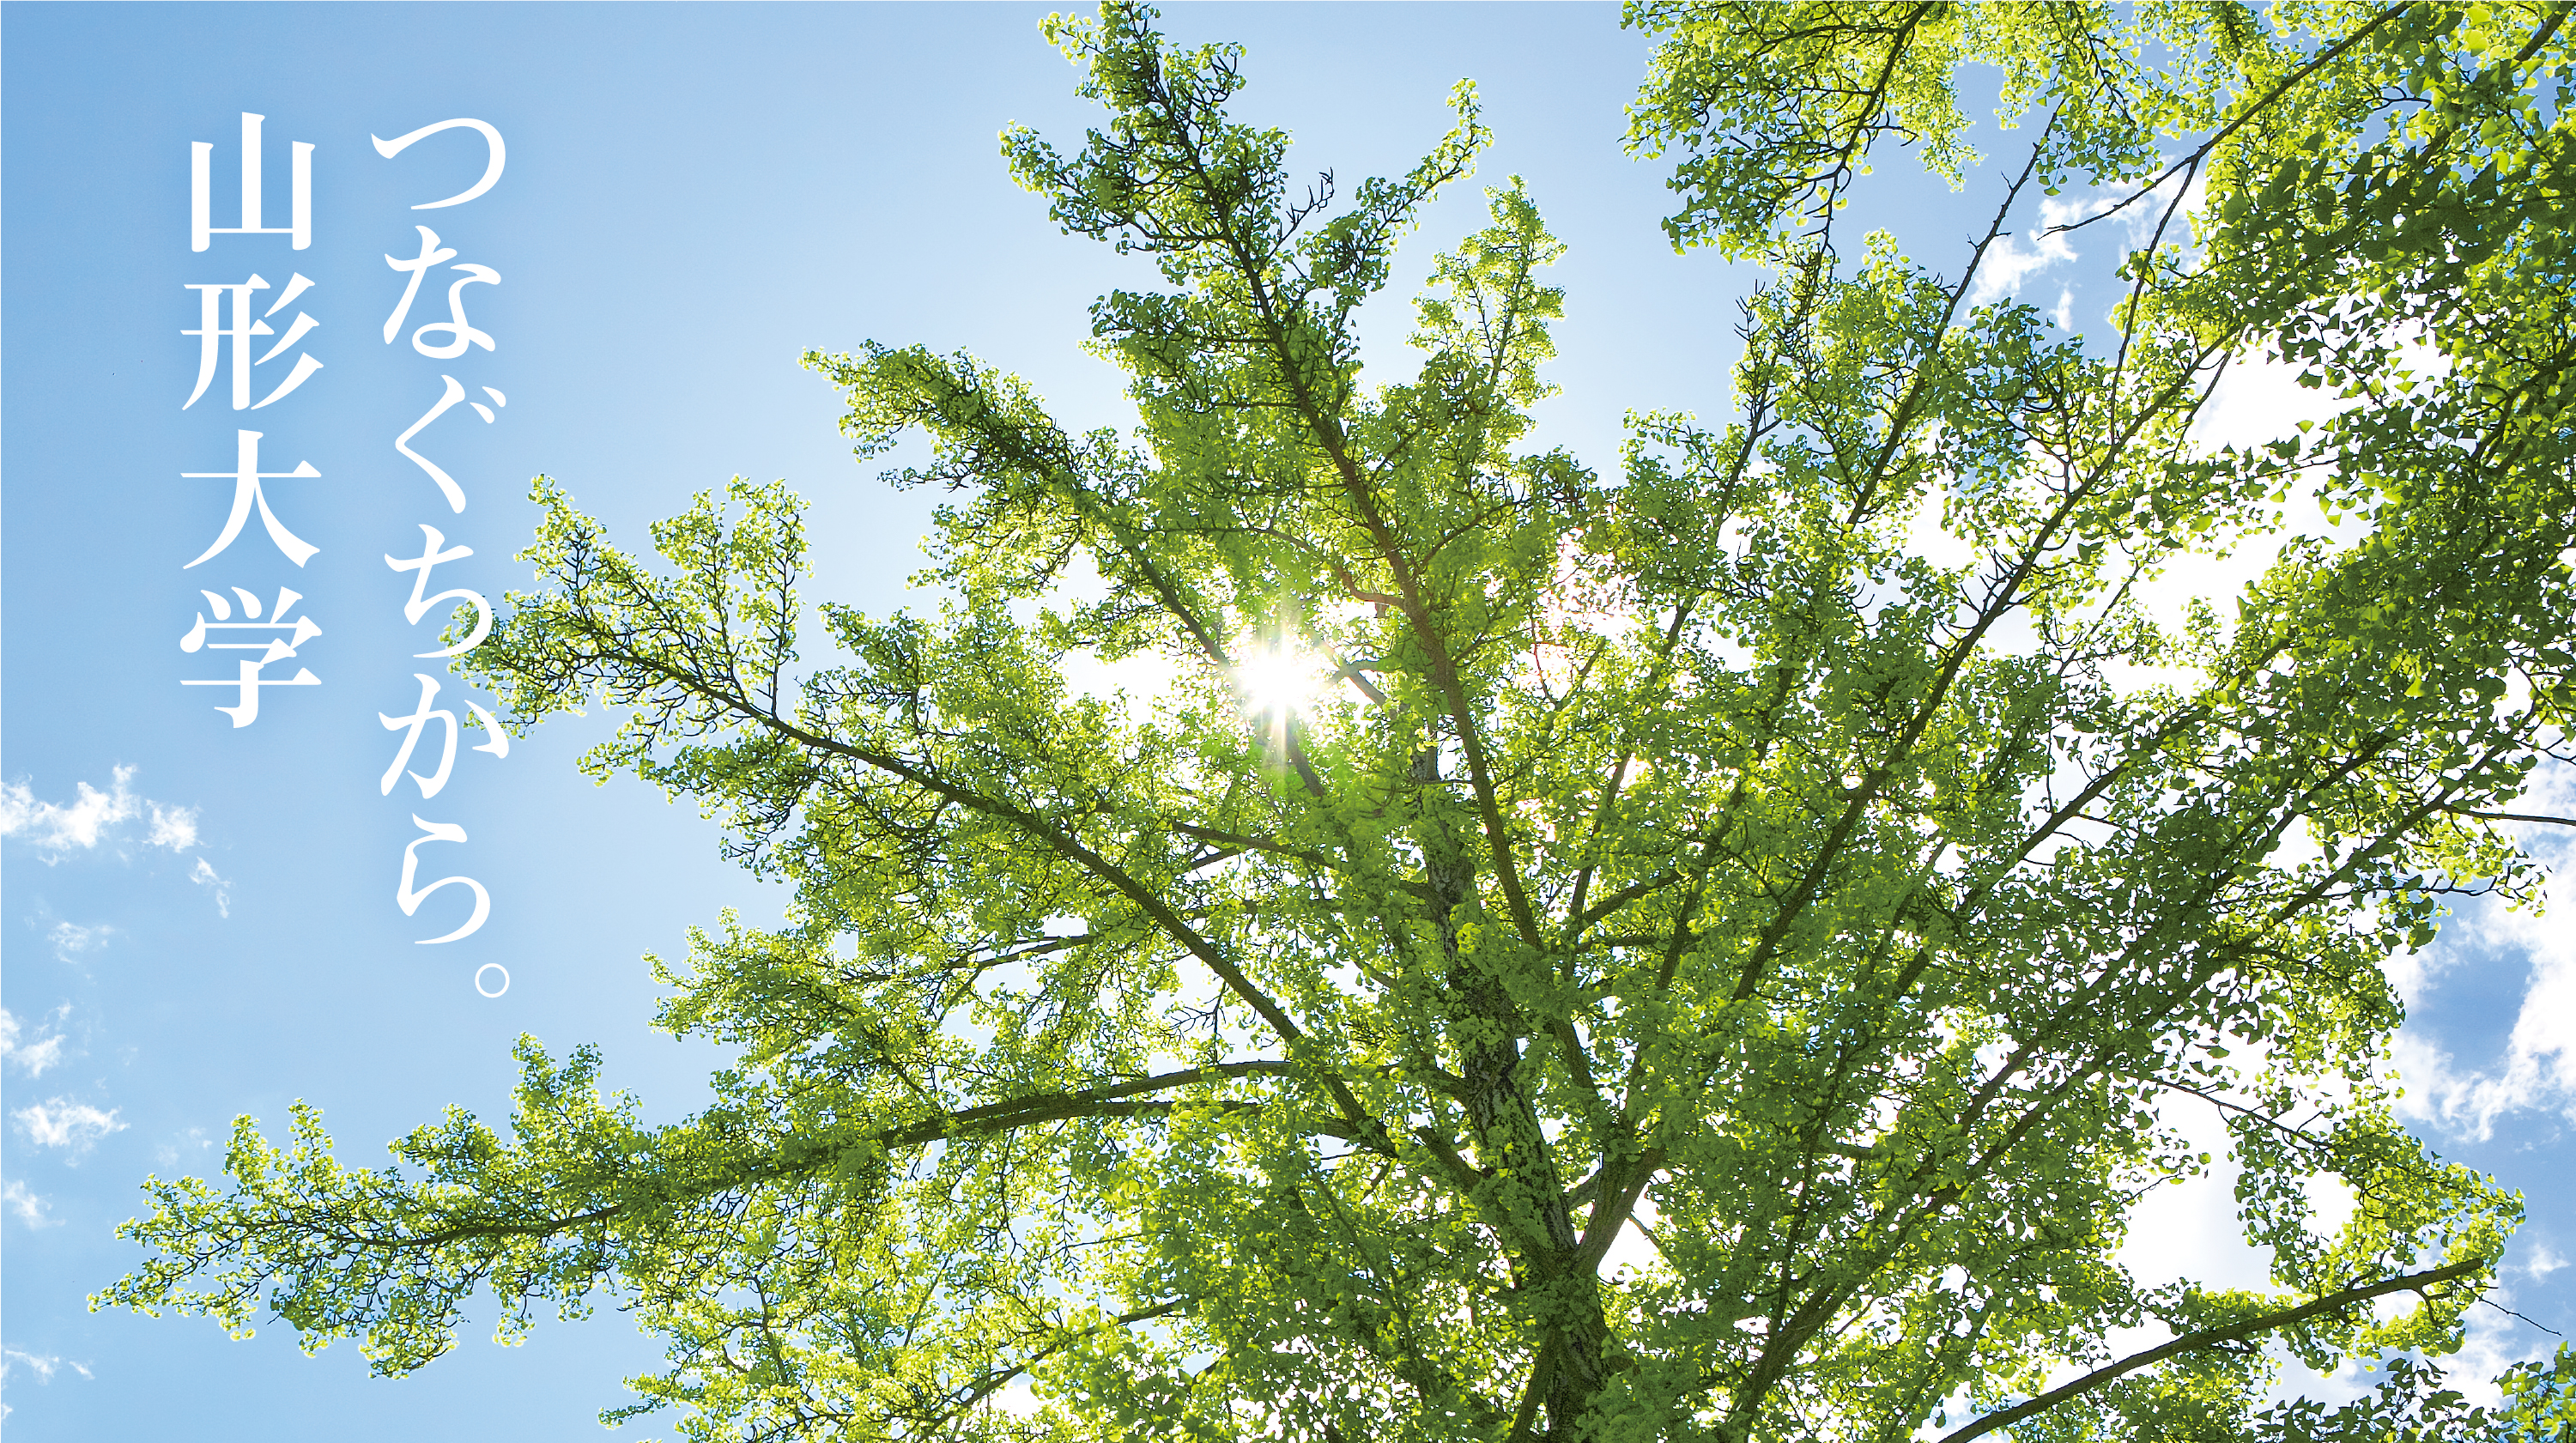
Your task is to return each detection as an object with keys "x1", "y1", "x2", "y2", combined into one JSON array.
[
  {"x1": 0, "y1": 1007, "x2": 71, "y2": 1077},
  {"x1": 45, "y1": 920, "x2": 113, "y2": 962},
  {"x1": 12, "y1": 1099, "x2": 125, "y2": 1153},
  {"x1": 2, "y1": 1180, "x2": 58, "y2": 1229},
  {"x1": 191, "y1": 857, "x2": 232, "y2": 918},
  {"x1": 152, "y1": 1125, "x2": 214, "y2": 1170},
  {"x1": 0, "y1": 1346, "x2": 92, "y2": 1382},
  {"x1": 0, "y1": 766, "x2": 200, "y2": 859}
]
